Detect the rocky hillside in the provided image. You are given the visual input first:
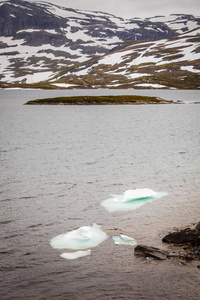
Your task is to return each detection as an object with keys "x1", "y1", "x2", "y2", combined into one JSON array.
[
  {"x1": 0, "y1": 0, "x2": 200, "y2": 88},
  {"x1": 57, "y1": 28, "x2": 200, "y2": 89}
]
